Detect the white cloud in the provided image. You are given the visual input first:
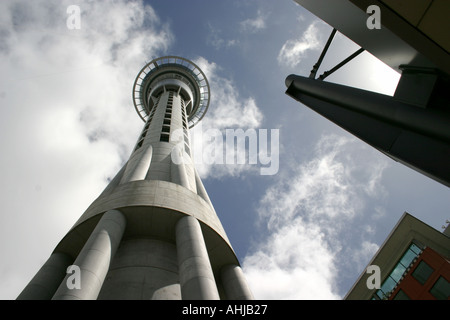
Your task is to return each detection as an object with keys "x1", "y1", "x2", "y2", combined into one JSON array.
[
  {"x1": 0, "y1": 0, "x2": 172, "y2": 299},
  {"x1": 191, "y1": 57, "x2": 264, "y2": 179},
  {"x1": 240, "y1": 10, "x2": 268, "y2": 33},
  {"x1": 278, "y1": 20, "x2": 327, "y2": 68},
  {"x1": 351, "y1": 240, "x2": 380, "y2": 272},
  {"x1": 206, "y1": 23, "x2": 238, "y2": 50},
  {"x1": 243, "y1": 134, "x2": 389, "y2": 299},
  {"x1": 244, "y1": 219, "x2": 340, "y2": 300}
]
